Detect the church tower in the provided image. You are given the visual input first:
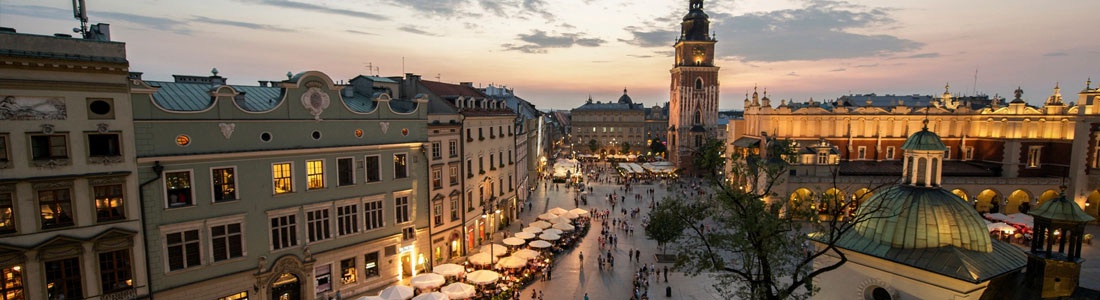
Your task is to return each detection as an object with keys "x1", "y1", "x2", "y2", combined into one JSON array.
[{"x1": 668, "y1": 0, "x2": 720, "y2": 173}]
